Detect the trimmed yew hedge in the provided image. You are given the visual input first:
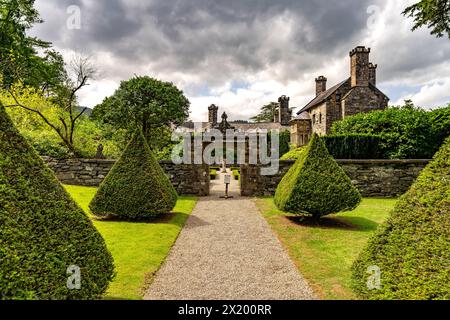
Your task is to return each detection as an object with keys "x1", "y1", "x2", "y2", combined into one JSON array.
[
  {"x1": 323, "y1": 134, "x2": 385, "y2": 159},
  {"x1": 0, "y1": 104, "x2": 114, "y2": 300},
  {"x1": 351, "y1": 136, "x2": 450, "y2": 300},
  {"x1": 274, "y1": 134, "x2": 361, "y2": 218},
  {"x1": 89, "y1": 130, "x2": 177, "y2": 220}
]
